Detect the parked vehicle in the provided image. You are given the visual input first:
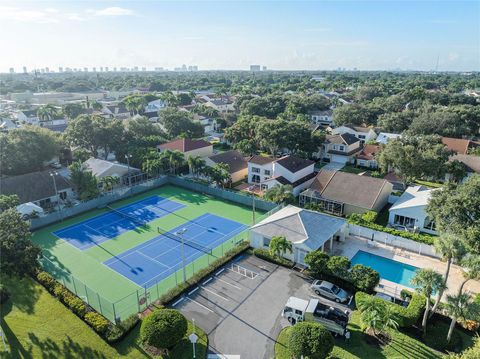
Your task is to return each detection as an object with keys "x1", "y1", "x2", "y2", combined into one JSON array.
[
  {"x1": 282, "y1": 297, "x2": 350, "y2": 338},
  {"x1": 311, "y1": 280, "x2": 350, "y2": 303},
  {"x1": 49, "y1": 162, "x2": 62, "y2": 169}
]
